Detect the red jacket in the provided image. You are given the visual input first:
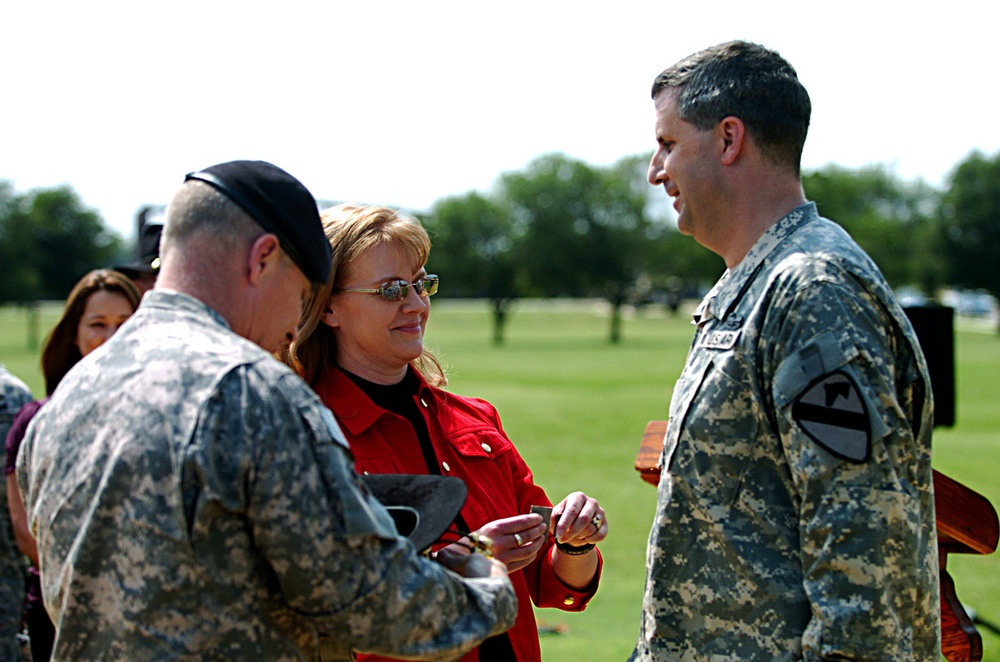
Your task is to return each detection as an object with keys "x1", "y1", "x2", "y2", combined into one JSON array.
[{"x1": 315, "y1": 367, "x2": 602, "y2": 662}]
